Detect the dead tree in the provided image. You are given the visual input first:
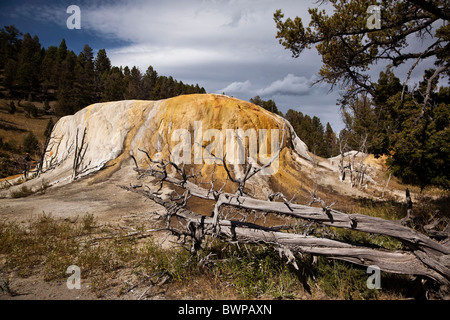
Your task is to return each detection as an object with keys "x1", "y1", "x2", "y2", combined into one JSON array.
[
  {"x1": 72, "y1": 127, "x2": 91, "y2": 180},
  {"x1": 338, "y1": 132, "x2": 371, "y2": 188},
  {"x1": 122, "y1": 129, "x2": 450, "y2": 298}
]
